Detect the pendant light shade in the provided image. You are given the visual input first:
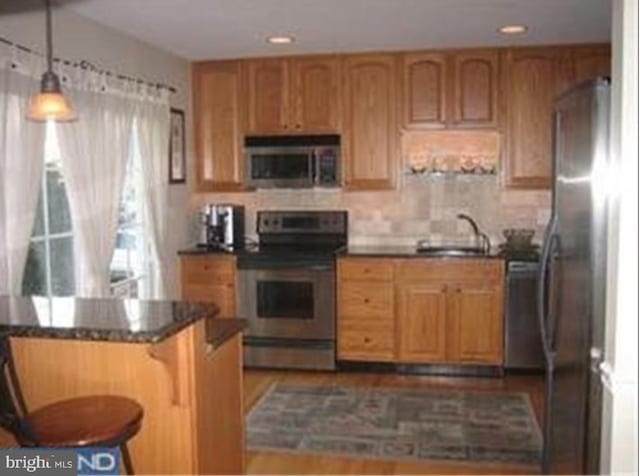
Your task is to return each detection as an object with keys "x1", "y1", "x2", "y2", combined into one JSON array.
[{"x1": 27, "y1": 0, "x2": 77, "y2": 122}]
